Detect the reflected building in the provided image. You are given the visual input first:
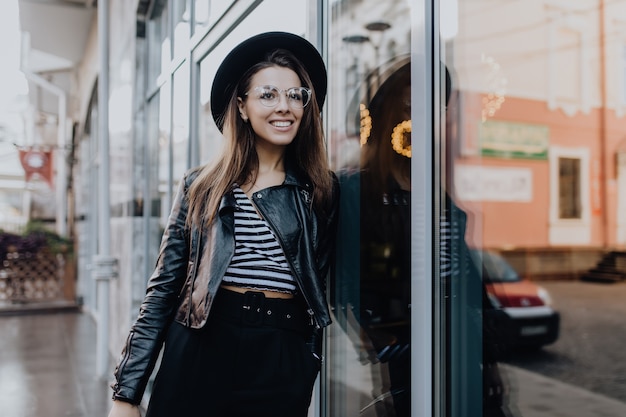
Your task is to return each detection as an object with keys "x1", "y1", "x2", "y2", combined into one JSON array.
[{"x1": 448, "y1": 1, "x2": 626, "y2": 280}]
